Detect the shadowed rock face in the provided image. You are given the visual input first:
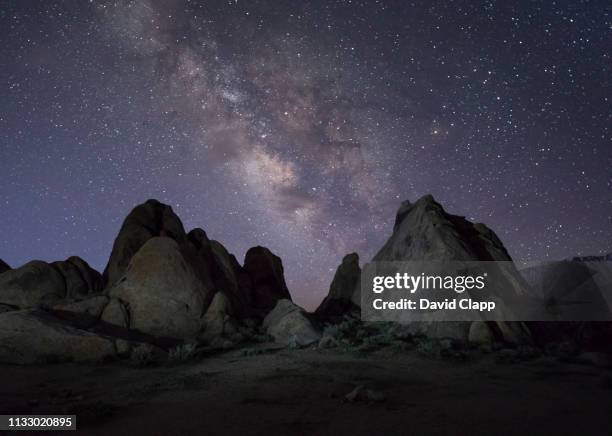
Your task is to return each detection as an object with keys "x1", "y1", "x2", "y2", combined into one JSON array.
[
  {"x1": 244, "y1": 246, "x2": 292, "y2": 315},
  {"x1": 103, "y1": 199, "x2": 187, "y2": 288},
  {"x1": 0, "y1": 259, "x2": 10, "y2": 274},
  {"x1": 315, "y1": 253, "x2": 361, "y2": 321}
]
